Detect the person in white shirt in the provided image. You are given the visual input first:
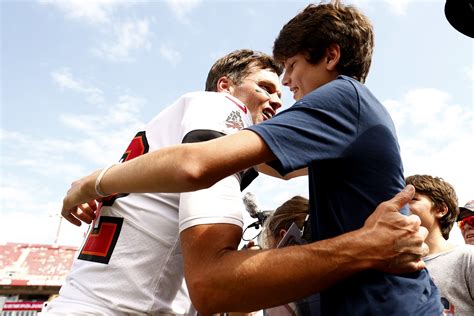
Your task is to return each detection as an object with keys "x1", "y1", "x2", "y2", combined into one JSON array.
[{"x1": 406, "y1": 175, "x2": 474, "y2": 316}]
